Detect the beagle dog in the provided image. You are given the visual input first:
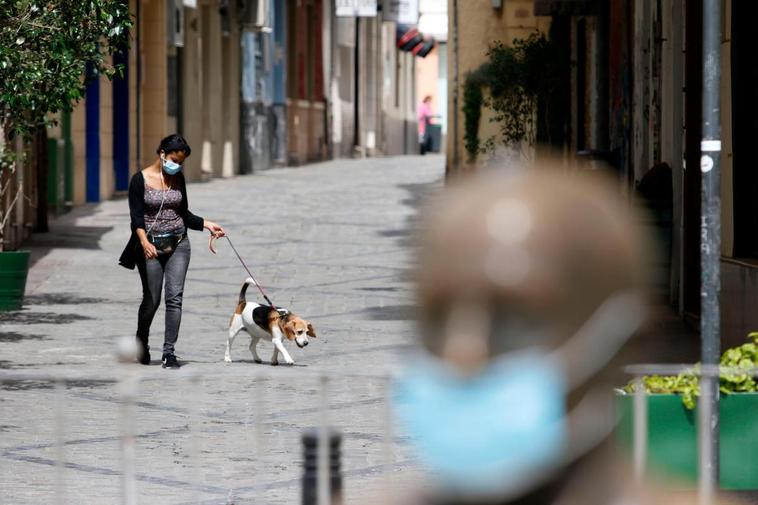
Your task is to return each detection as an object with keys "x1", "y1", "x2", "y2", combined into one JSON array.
[{"x1": 225, "y1": 278, "x2": 316, "y2": 365}]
